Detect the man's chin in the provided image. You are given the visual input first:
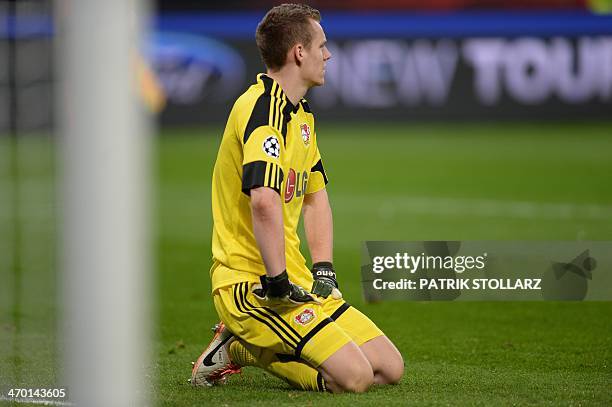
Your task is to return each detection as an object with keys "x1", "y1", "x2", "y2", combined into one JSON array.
[{"x1": 306, "y1": 75, "x2": 325, "y2": 88}]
